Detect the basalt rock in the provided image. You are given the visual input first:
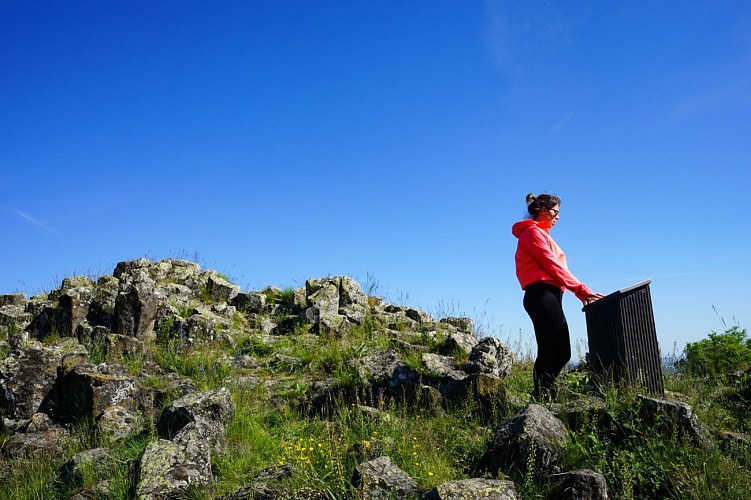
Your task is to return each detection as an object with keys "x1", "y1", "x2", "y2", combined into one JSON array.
[
  {"x1": 550, "y1": 469, "x2": 609, "y2": 500},
  {"x1": 423, "y1": 478, "x2": 517, "y2": 499},
  {"x1": 353, "y1": 455, "x2": 419, "y2": 499},
  {"x1": 114, "y1": 273, "x2": 159, "y2": 341},
  {"x1": 0, "y1": 338, "x2": 88, "y2": 420},
  {"x1": 0, "y1": 412, "x2": 70, "y2": 459},
  {"x1": 465, "y1": 337, "x2": 513, "y2": 378},
  {"x1": 55, "y1": 362, "x2": 142, "y2": 422},
  {"x1": 157, "y1": 387, "x2": 235, "y2": 441},
  {"x1": 485, "y1": 404, "x2": 569, "y2": 482}
]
